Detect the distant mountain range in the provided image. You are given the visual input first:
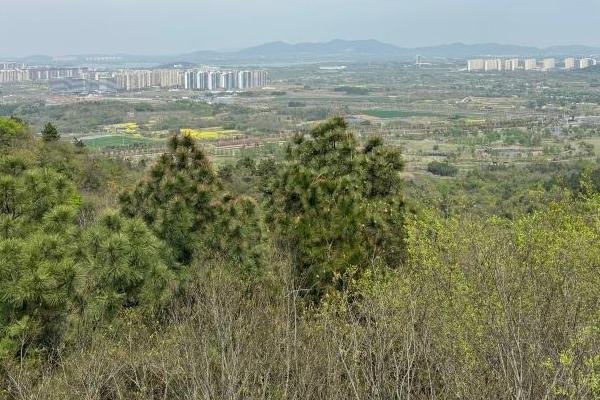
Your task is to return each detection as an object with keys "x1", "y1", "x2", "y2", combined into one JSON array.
[
  {"x1": 11, "y1": 40, "x2": 600, "y2": 66},
  {"x1": 178, "y1": 40, "x2": 600, "y2": 64}
]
